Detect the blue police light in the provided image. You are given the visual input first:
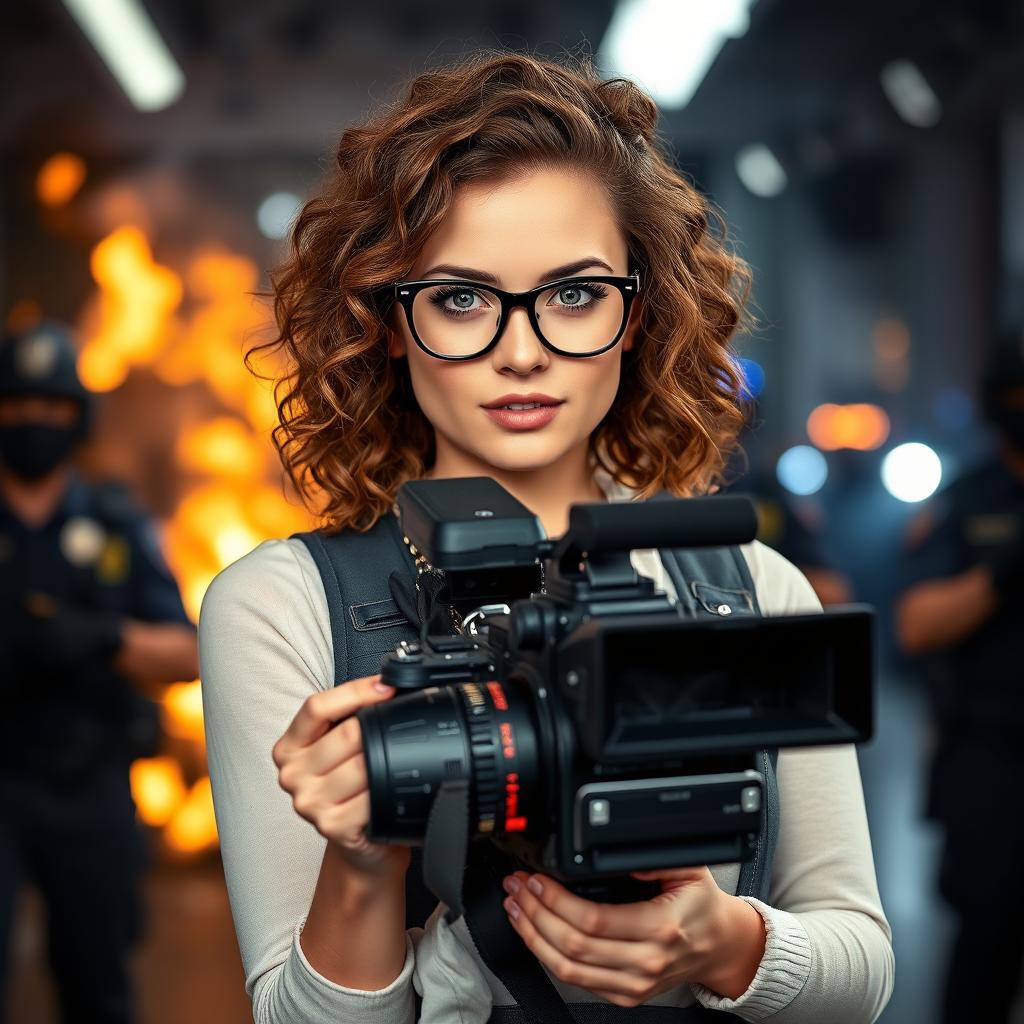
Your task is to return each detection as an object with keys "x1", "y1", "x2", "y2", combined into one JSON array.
[
  {"x1": 737, "y1": 357, "x2": 765, "y2": 399},
  {"x1": 776, "y1": 445, "x2": 828, "y2": 496},
  {"x1": 881, "y1": 442, "x2": 942, "y2": 502},
  {"x1": 933, "y1": 388, "x2": 973, "y2": 431}
]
